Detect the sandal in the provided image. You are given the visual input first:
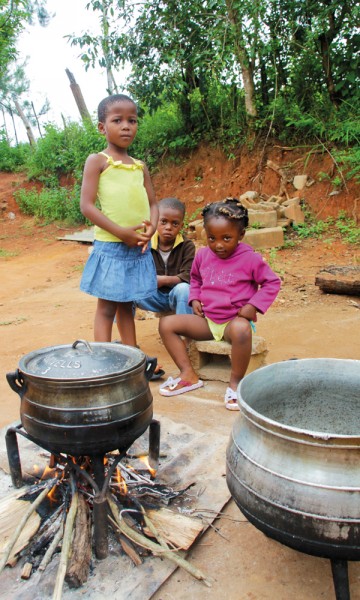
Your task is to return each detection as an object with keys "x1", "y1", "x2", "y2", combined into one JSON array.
[
  {"x1": 145, "y1": 356, "x2": 158, "y2": 381},
  {"x1": 159, "y1": 376, "x2": 204, "y2": 397},
  {"x1": 224, "y1": 387, "x2": 240, "y2": 411}
]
